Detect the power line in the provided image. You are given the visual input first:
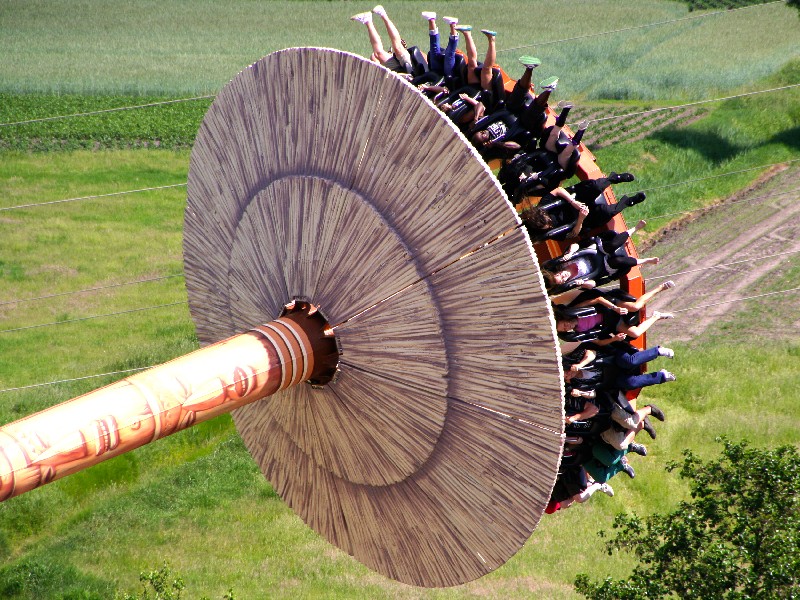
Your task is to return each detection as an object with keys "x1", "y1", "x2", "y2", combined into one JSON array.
[
  {"x1": 8, "y1": 281, "x2": 799, "y2": 395},
  {"x1": 644, "y1": 186, "x2": 800, "y2": 220},
  {"x1": 498, "y1": 0, "x2": 785, "y2": 53},
  {"x1": 0, "y1": 183, "x2": 187, "y2": 212},
  {"x1": 5, "y1": 157, "x2": 797, "y2": 217},
  {"x1": 646, "y1": 249, "x2": 800, "y2": 281},
  {"x1": 0, "y1": 95, "x2": 215, "y2": 128},
  {"x1": 0, "y1": 274, "x2": 184, "y2": 307},
  {"x1": 638, "y1": 158, "x2": 800, "y2": 194},
  {"x1": 0, "y1": 301, "x2": 187, "y2": 334},
  {"x1": 589, "y1": 83, "x2": 800, "y2": 124},
  {"x1": 670, "y1": 285, "x2": 800, "y2": 314},
  {"x1": 0, "y1": 367, "x2": 154, "y2": 394}
]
